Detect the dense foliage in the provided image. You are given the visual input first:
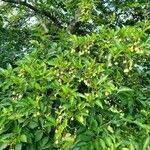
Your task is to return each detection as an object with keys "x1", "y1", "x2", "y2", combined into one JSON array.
[{"x1": 0, "y1": 0, "x2": 150, "y2": 150}]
